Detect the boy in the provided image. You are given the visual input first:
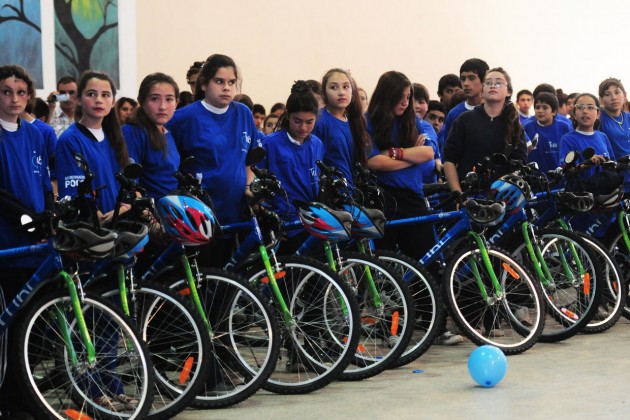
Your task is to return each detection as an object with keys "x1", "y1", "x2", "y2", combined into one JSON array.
[
  {"x1": 516, "y1": 89, "x2": 533, "y2": 125},
  {"x1": 523, "y1": 92, "x2": 571, "y2": 172}
]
